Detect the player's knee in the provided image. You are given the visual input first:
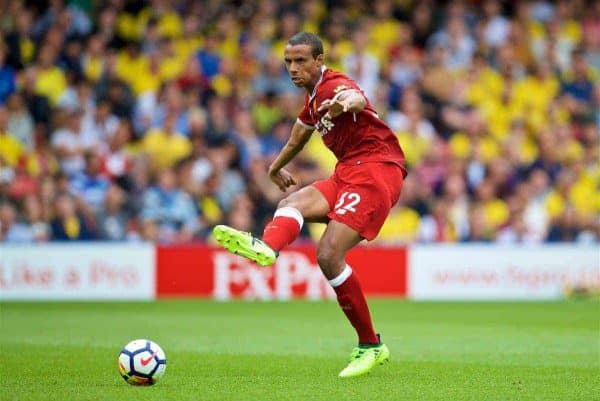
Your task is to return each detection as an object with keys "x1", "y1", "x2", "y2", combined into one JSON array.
[
  {"x1": 277, "y1": 197, "x2": 291, "y2": 209},
  {"x1": 316, "y1": 244, "x2": 330, "y2": 268},
  {"x1": 316, "y1": 240, "x2": 344, "y2": 277},
  {"x1": 277, "y1": 193, "x2": 301, "y2": 210}
]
